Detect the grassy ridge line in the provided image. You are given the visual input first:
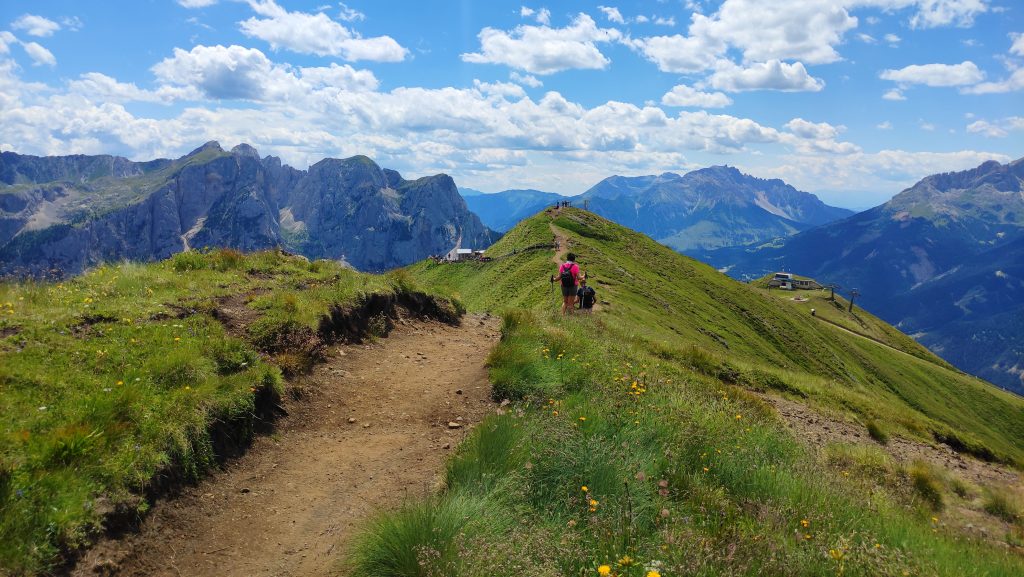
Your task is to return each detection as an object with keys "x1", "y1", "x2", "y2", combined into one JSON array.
[
  {"x1": 351, "y1": 311, "x2": 1024, "y2": 576},
  {"x1": 0, "y1": 249, "x2": 438, "y2": 575},
  {"x1": 408, "y1": 209, "x2": 1024, "y2": 466}
]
